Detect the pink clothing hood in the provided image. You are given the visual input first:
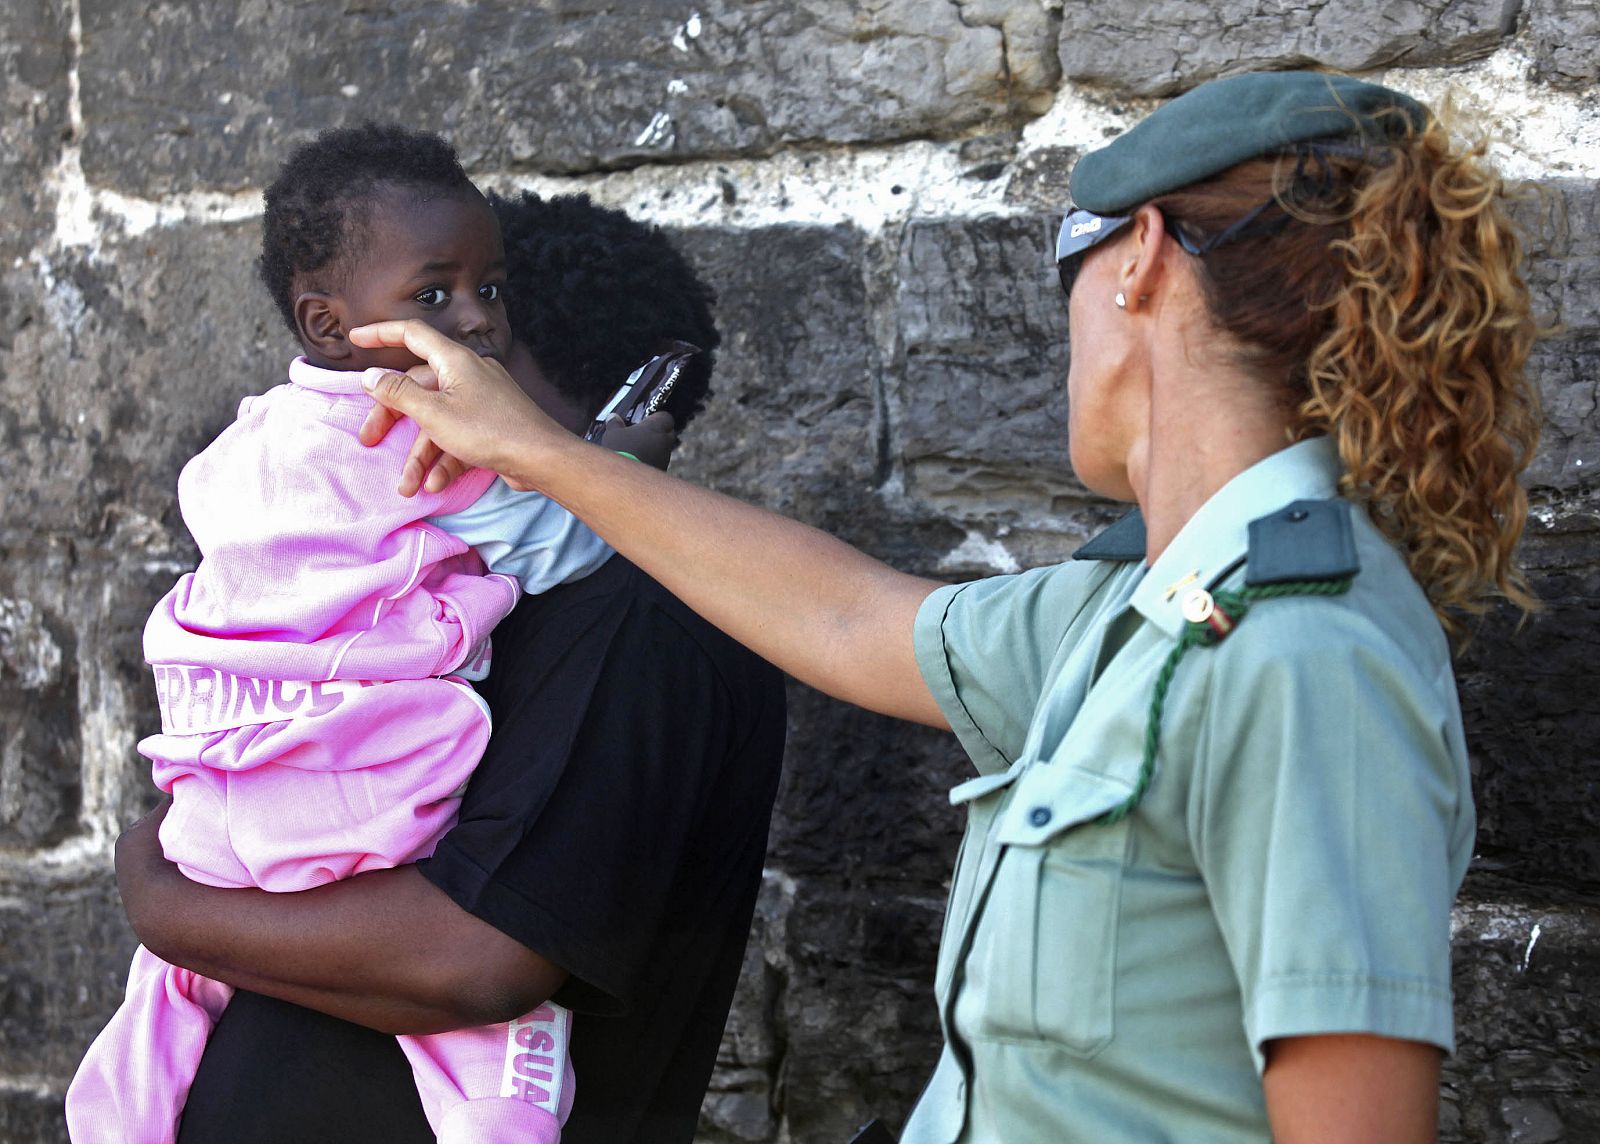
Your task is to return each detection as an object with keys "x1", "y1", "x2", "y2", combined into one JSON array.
[{"x1": 145, "y1": 359, "x2": 517, "y2": 682}]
